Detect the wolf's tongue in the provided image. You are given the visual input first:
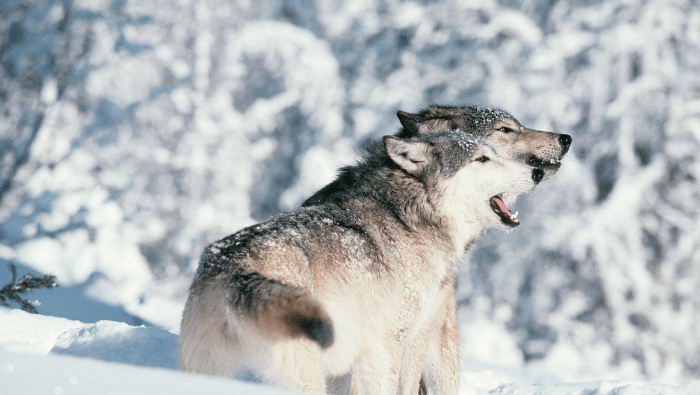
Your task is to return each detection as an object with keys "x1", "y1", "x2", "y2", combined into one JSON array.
[{"x1": 493, "y1": 196, "x2": 512, "y2": 216}]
